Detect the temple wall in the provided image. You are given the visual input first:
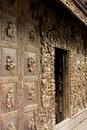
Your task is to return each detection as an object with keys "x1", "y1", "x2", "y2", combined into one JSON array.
[{"x1": 0, "y1": 0, "x2": 87, "y2": 130}]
